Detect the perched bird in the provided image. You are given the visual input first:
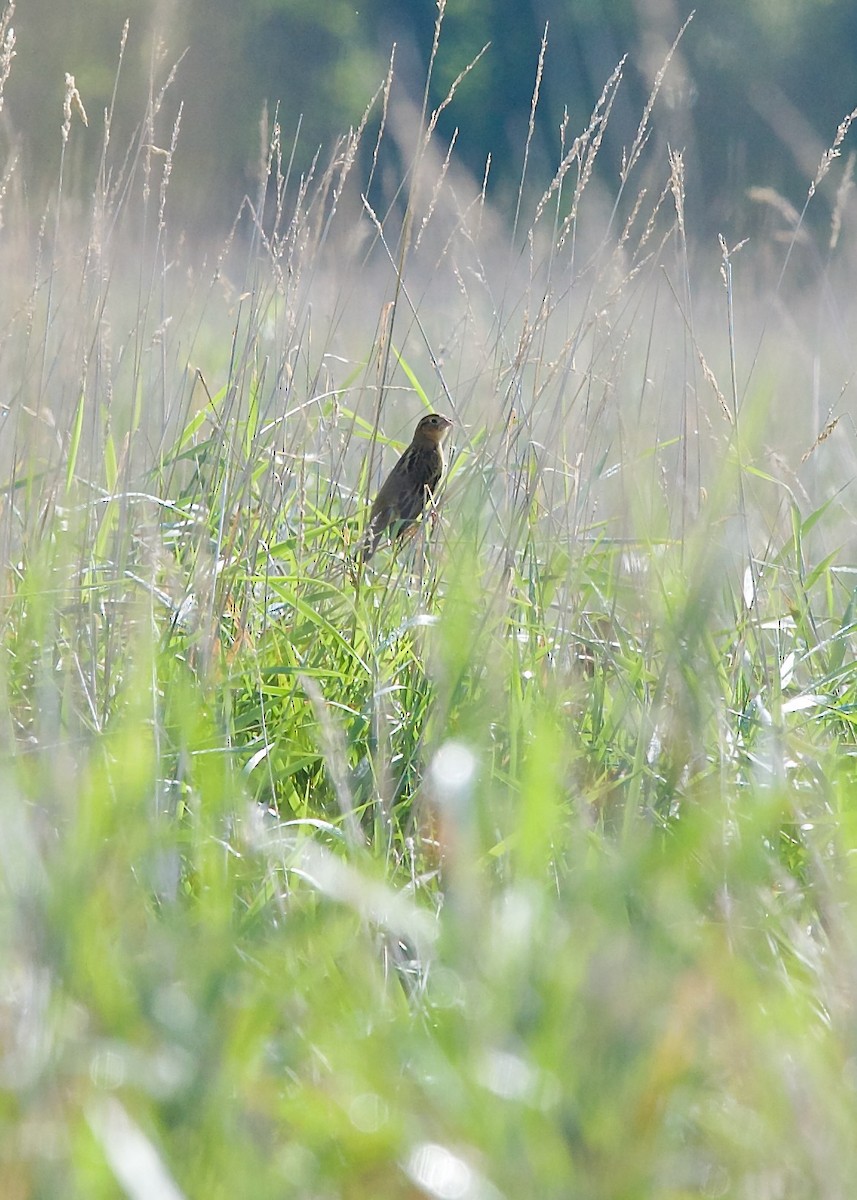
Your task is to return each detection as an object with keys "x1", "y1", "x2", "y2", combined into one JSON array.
[{"x1": 361, "y1": 412, "x2": 453, "y2": 561}]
